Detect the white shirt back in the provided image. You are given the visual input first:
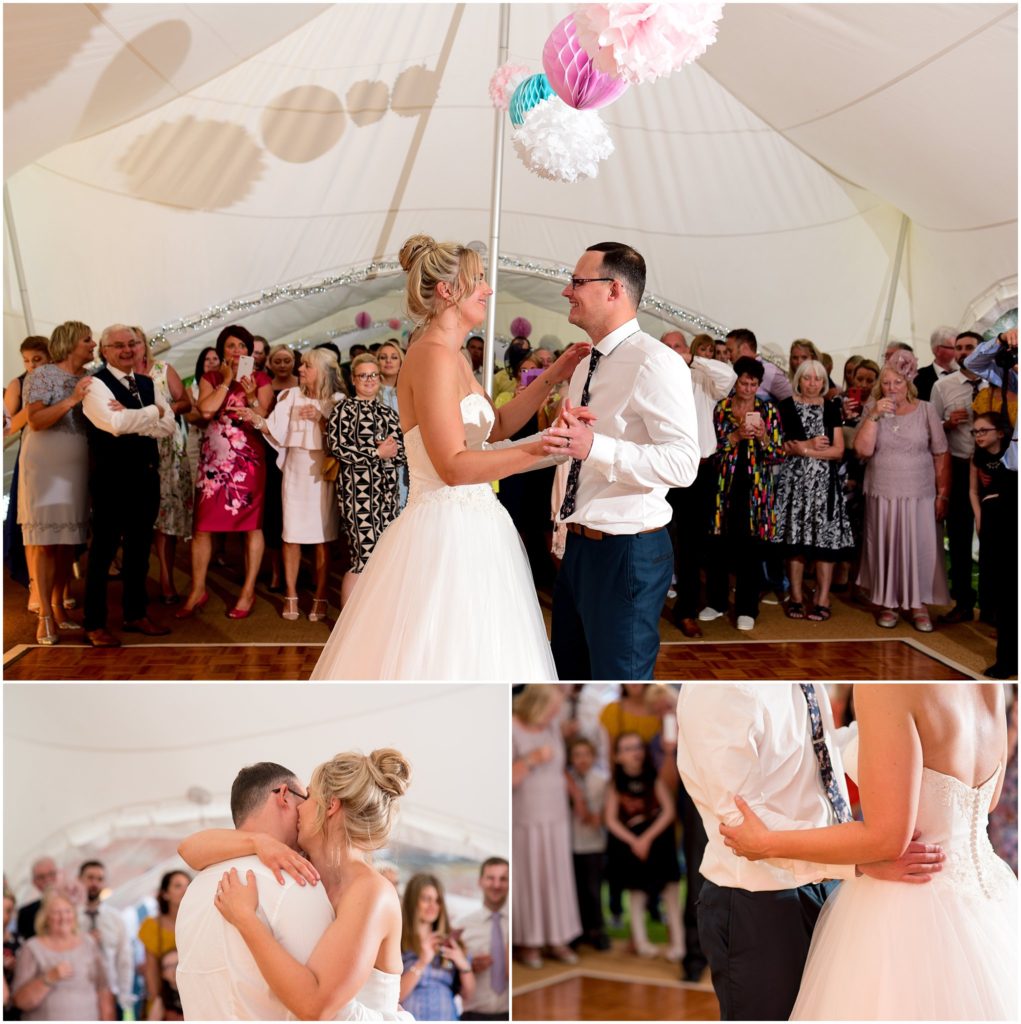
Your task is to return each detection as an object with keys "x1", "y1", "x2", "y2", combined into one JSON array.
[{"x1": 176, "y1": 855, "x2": 334, "y2": 1020}]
